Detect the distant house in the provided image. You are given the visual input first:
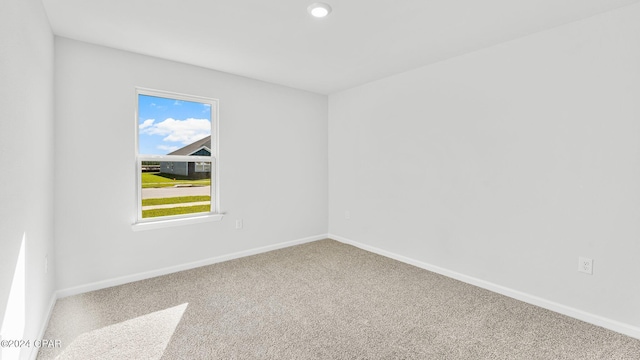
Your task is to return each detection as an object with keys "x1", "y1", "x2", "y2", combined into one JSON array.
[{"x1": 159, "y1": 136, "x2": 211, "y2": 180}]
